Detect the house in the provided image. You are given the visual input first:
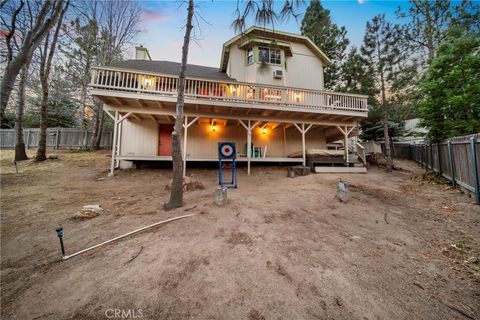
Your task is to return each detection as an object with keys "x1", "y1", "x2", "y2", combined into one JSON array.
[{"x1": 90, "y1": 27, "x2": 368, "y2": 176}]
